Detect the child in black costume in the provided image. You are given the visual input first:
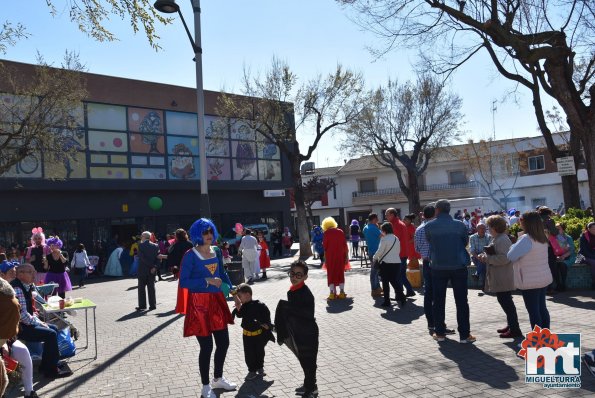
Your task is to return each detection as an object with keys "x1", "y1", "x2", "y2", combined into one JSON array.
[
  {"x1": 232, "y1": 283, "x2": 274, "y2": 381},
  {"x1": 275, "y1": 261, "x2": 319, "y2": 398}
]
